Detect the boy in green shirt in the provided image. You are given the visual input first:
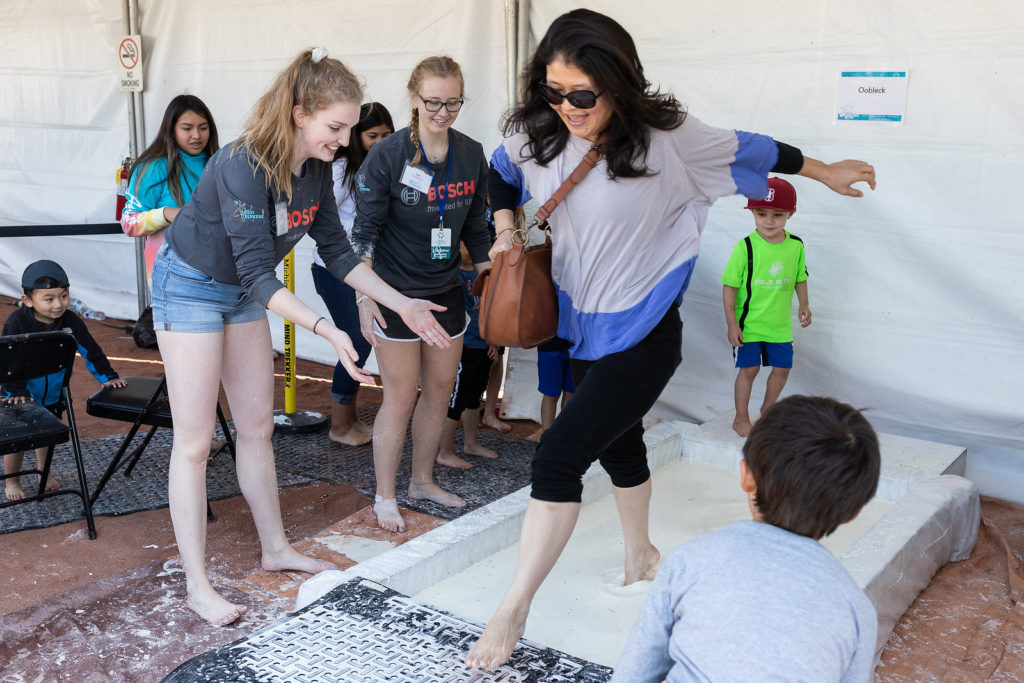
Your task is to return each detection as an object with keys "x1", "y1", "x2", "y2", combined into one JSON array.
[{"x1": 722, "y1": 178, "x2": 810, "y2": 437}]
